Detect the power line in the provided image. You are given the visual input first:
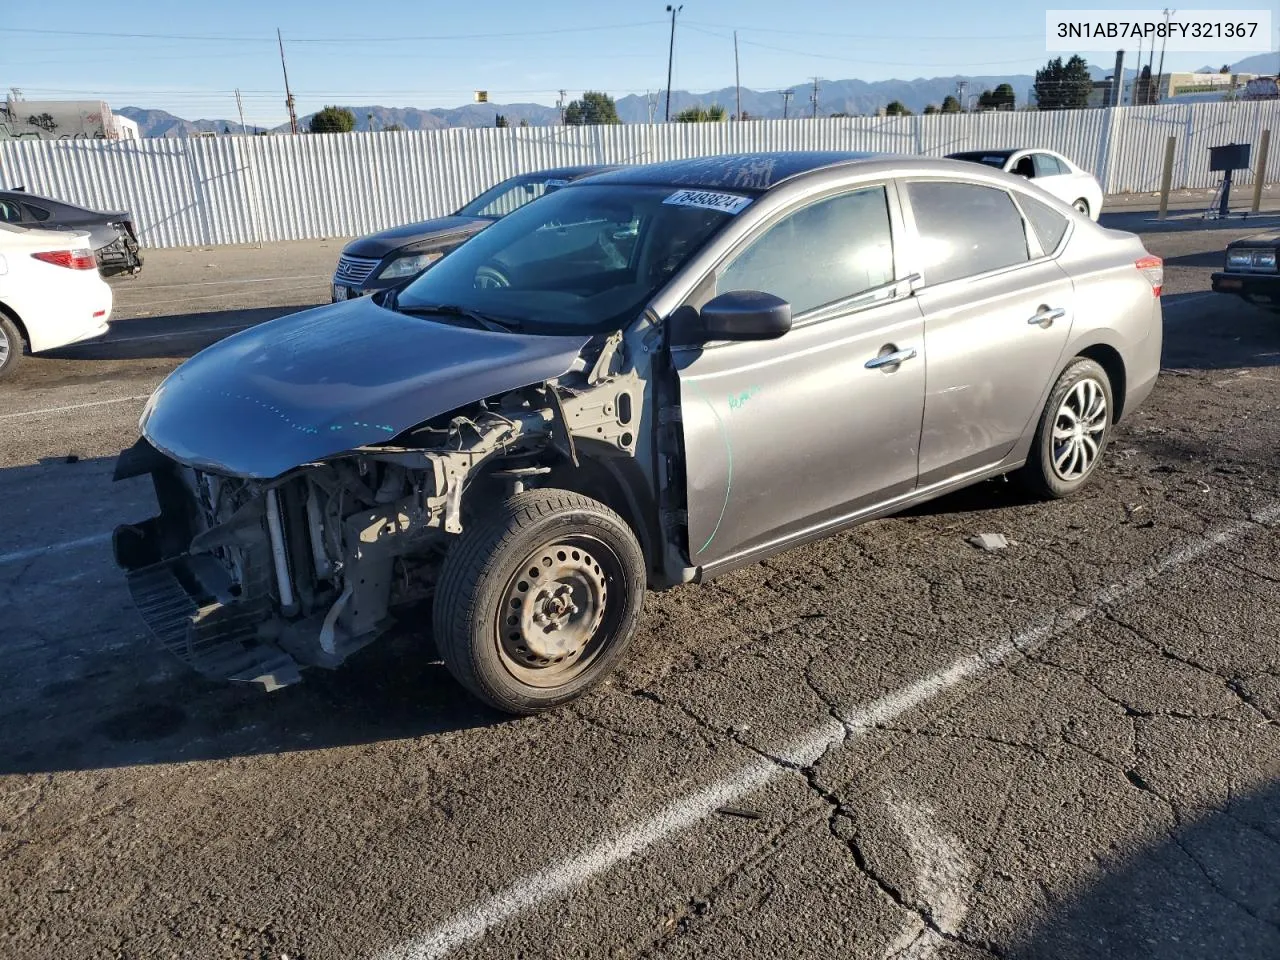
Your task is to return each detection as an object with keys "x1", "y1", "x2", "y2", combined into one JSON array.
[
  {"x1": 682, "y1": 19, "x2": 1044, "y2": 40},
  {"x1": 4, "y1": 21, "x2": 668, "y2": 43}
]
